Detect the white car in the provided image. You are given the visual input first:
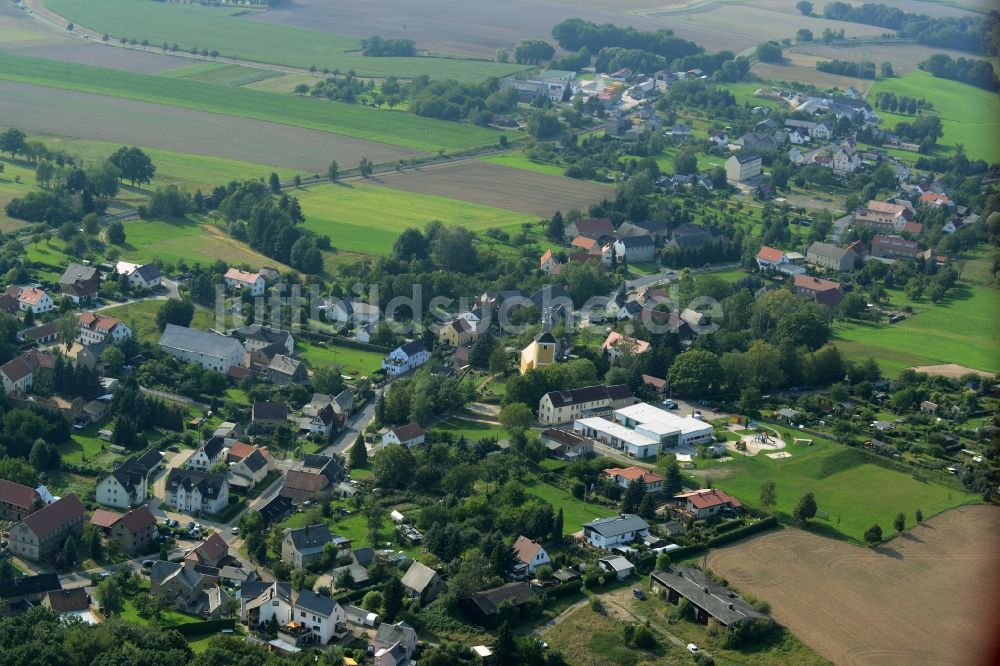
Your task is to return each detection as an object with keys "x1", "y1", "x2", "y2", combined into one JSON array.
[{"x1": 686, "y1": 643, "x2": 700, "y2": 654}]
